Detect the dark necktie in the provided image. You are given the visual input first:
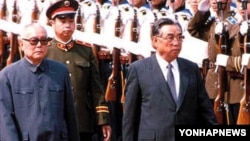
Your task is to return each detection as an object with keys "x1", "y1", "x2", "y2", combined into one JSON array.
[{"x1": 167, "y1": 64, "x2": 177, "y2": 103}]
